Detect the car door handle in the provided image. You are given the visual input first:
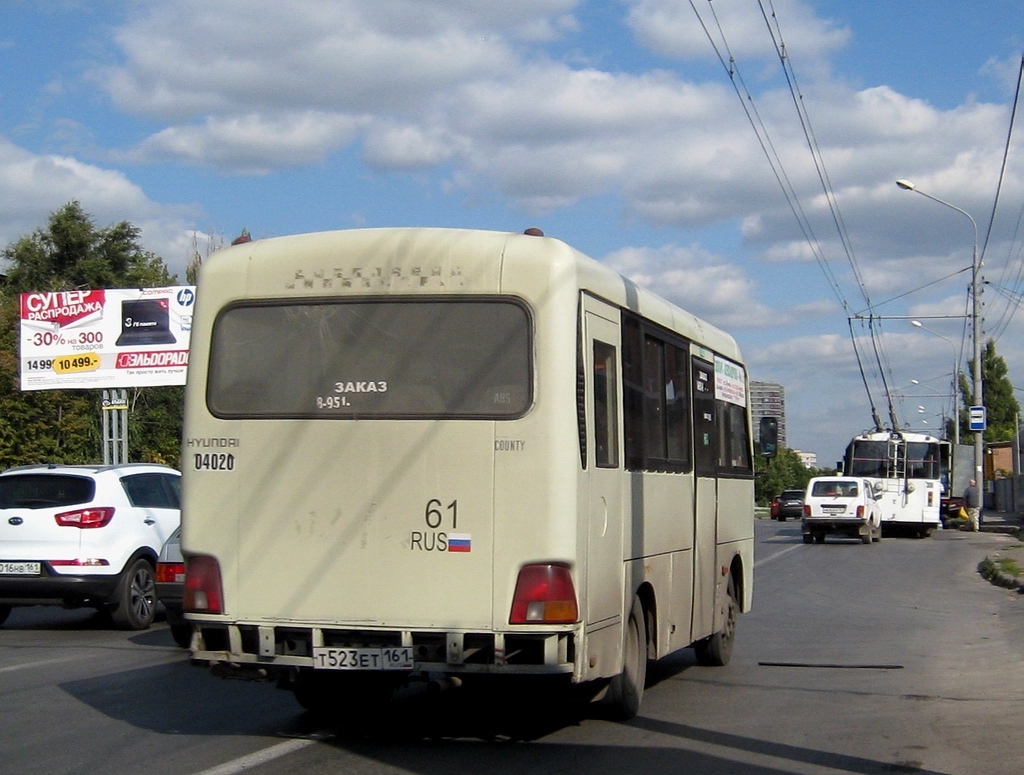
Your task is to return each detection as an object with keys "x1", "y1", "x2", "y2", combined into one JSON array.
[{"x1": 144, "y1": 518, "x2": 155, "y2": 525}]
